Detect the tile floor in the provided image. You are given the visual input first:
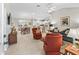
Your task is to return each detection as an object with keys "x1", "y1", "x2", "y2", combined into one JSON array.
[{"x1": 5, "y1": 31, "x2": 44, "y2": 55}]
